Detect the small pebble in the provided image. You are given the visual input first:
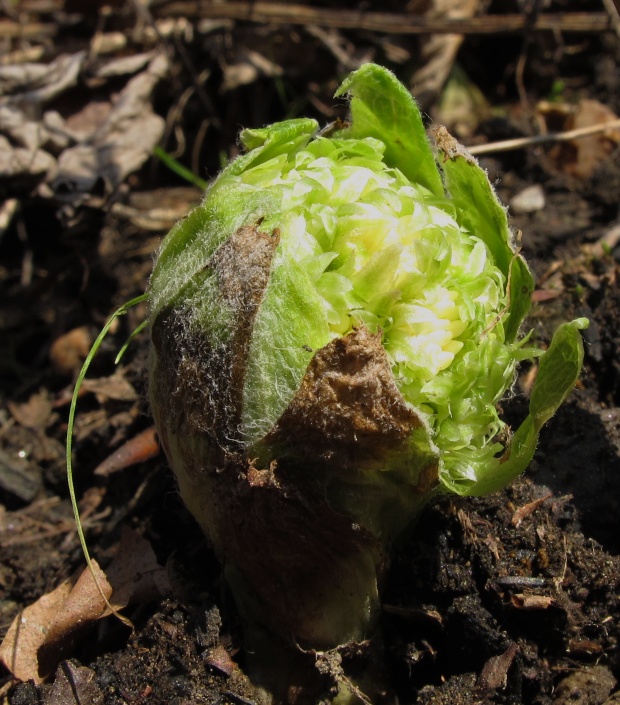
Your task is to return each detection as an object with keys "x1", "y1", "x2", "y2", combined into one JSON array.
[
  {"x1": 553, "y1": 665, "x2": 616, "y2": 705},
  {"x1": 510, "y1": 184, "x2": 546, "y2": 214}
]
